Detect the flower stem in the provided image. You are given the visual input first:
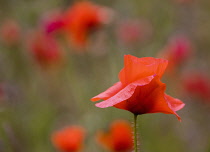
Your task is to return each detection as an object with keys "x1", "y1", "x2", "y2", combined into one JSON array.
[{"x1": 134, "y1": 114, "x2": 138, "y2": 152}]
